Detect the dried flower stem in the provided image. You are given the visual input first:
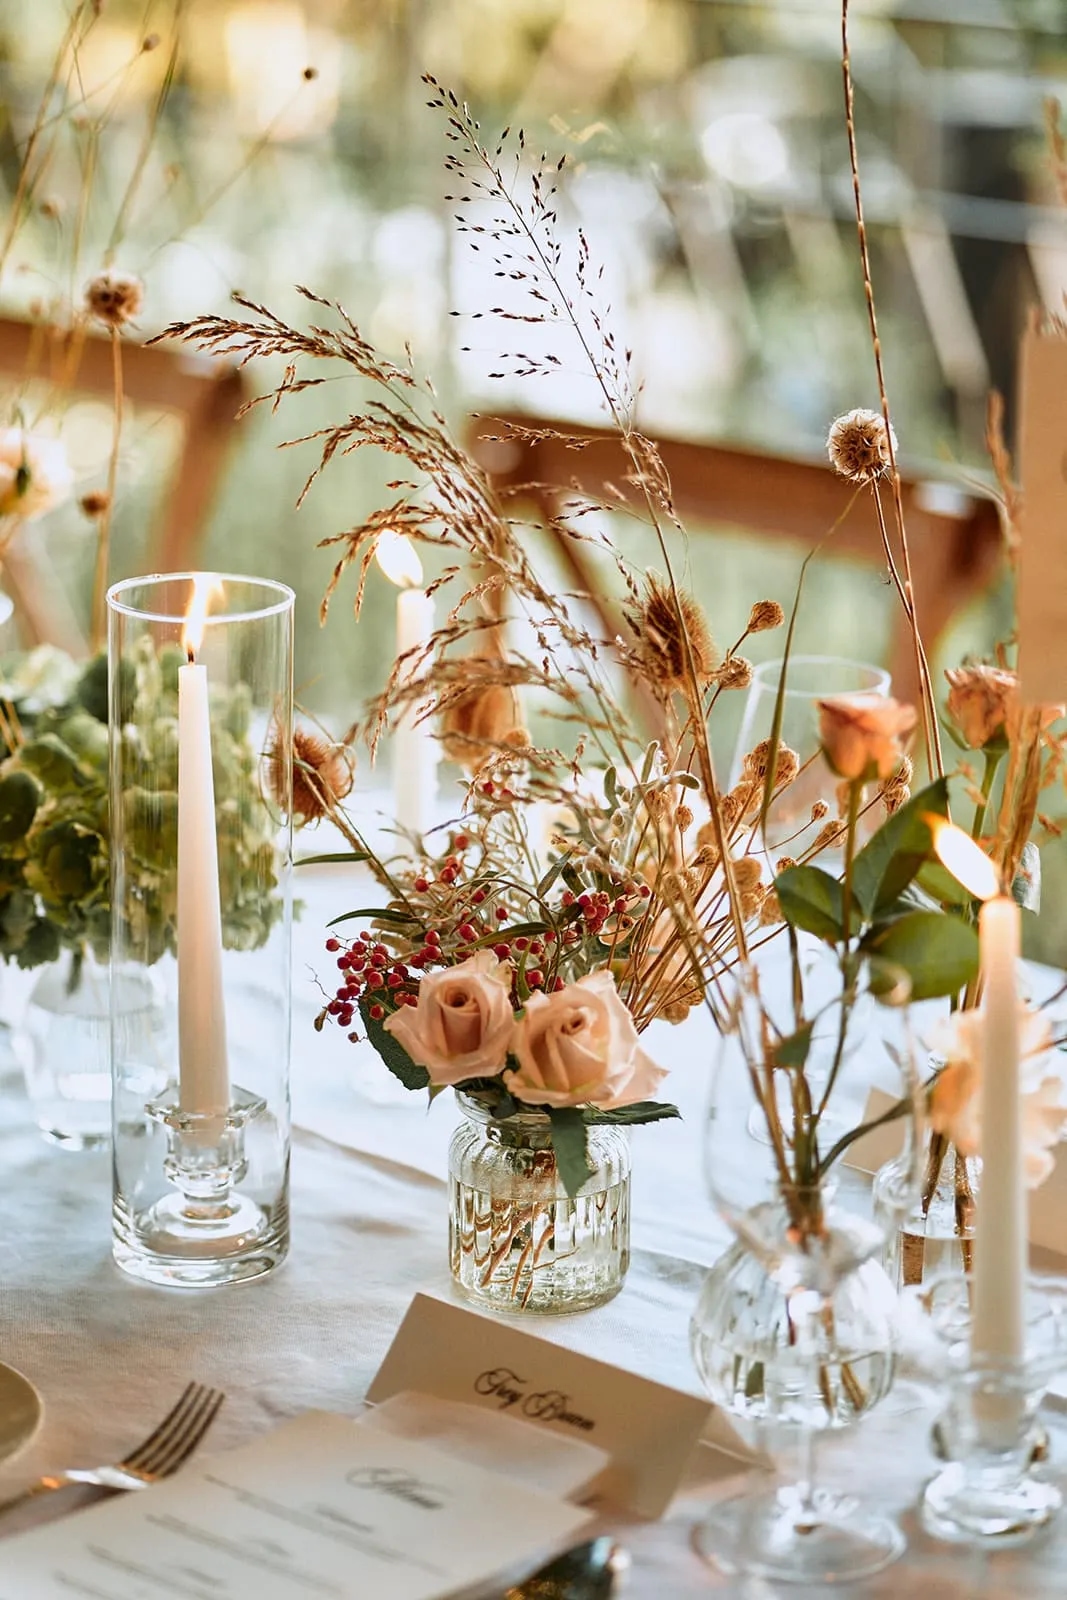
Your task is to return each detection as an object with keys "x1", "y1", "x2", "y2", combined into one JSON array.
[
  {"x1": 90, "y1": 328, "x2": 123, "y2": 652},
  {"x1": 841, "y1": 0, "x2": 943, "y2": 779}
]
